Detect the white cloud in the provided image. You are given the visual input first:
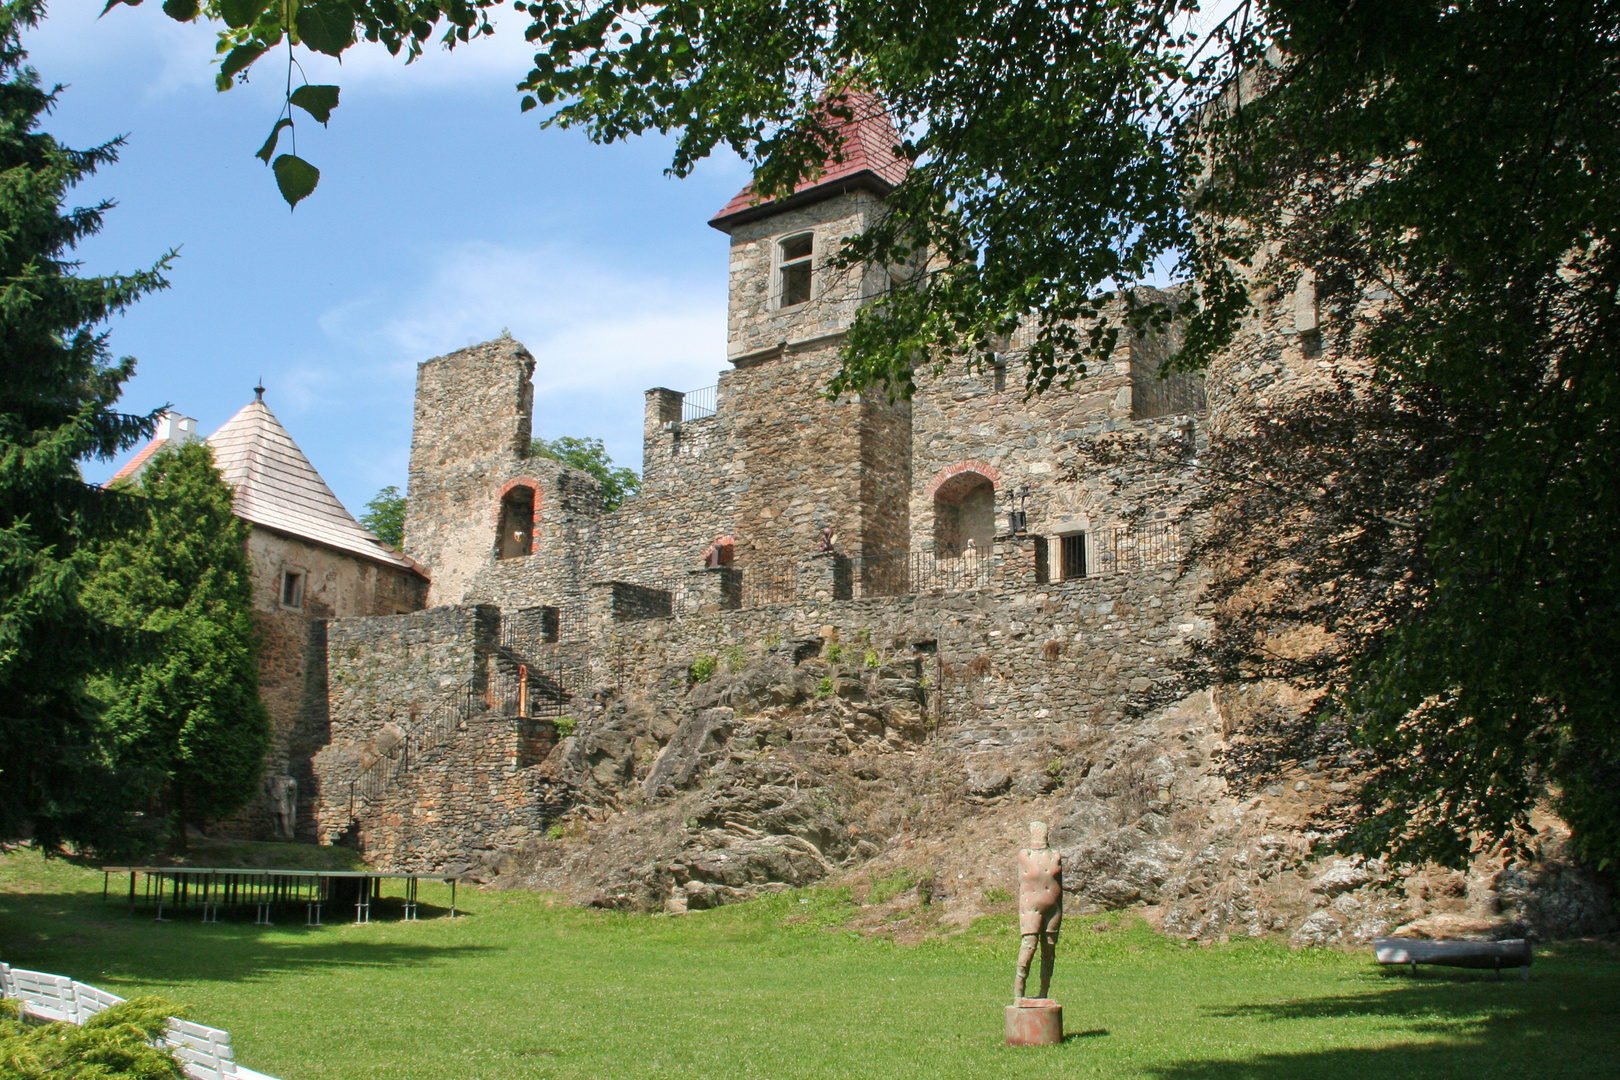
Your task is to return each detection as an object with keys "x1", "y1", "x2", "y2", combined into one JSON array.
[{"x1": 318, "y1": 240, "x2": 727, "y2": 397}]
